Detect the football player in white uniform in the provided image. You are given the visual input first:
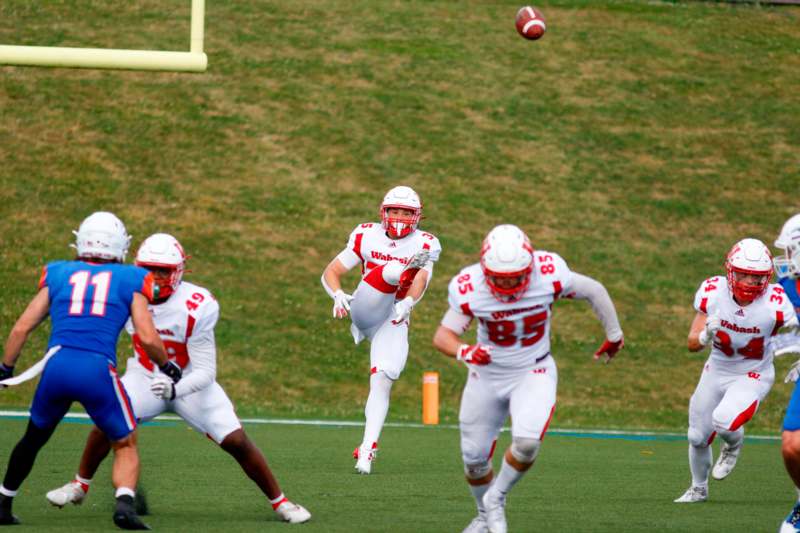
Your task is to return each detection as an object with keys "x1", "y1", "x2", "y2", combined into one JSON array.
[
  {"x1": 432, "y1": 224, "x2": 624, "y2": 533},
  {"x1": 321, "y1": 185, "x2": 441, "y2": 474},
  {"x1": 45, "y1": 234, "x2": 311, "y2": 524},
  {"x1": 675, "y1": 238, "x2": 798, "y2": 504}
]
